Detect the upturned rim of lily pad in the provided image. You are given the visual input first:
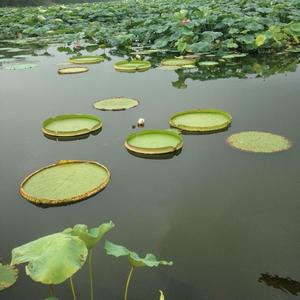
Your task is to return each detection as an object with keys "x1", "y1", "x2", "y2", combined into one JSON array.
[
  {"x1": 125, "y1": 129, "x2": 183, "y2": 155},
  {"x1": 42, "y1": 114, "x2": 102, "y2": 137},
  {"x1": 169, "y1": 109, "x2": 232, "y2": 132},
  {"x1": 93, "y1": 97, "x2": 139, "y2": 111},
  {"x1": 114, "y1": 60, "x2": 151, "y2": 72},
  {"x1": 69, "y1": 55, "x2": 104, "y2": 64},
  {"x1": 226, "y1": 131, "x2": 292, "y2": 153},
  {"x1": 58, "y1": 66, "x2": 89, "y2": 74},
  {"x1": 20, "y1": 160, "x2": 111, "y2": 205},
  {"x1": 160, "y1": 58, "x2": 196, "y2": 67}
]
